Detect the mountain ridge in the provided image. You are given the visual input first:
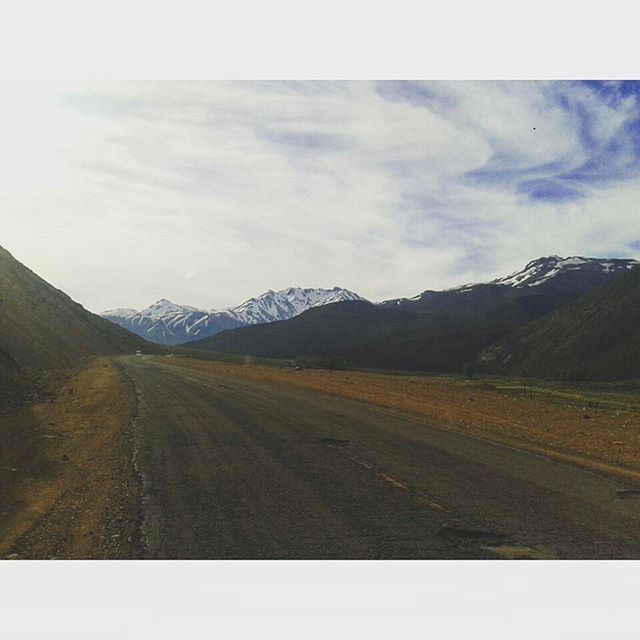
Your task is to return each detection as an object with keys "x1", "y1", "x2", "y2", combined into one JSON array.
[
  {"x1": 188, "y1": 255, "x2": 639, "y2": 373},
  {"x1": 102, "y1": 287, "x2": 366, "y2": 345},
  {"x1": 381, "y1": 256, "x2": 638, "y2": 313}
]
